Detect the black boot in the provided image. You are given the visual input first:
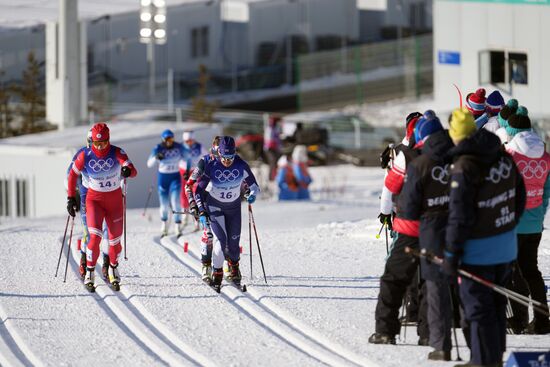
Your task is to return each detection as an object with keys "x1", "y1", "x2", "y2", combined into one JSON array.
[
  {"x1": 211, "y1": 267, "x2": 223, "y2": 292},
  {"x1": 102, "y1": 254, "x2": 110, "y2": 280},
  {"x1": 368, "y1": 332, "x2": 396, "y2": 344},
  {"x1": 228, "y1": 260, "x2": 242, "y2": 286},
  {"x1": 428, "y1": 350, "x2": 451, "y2": 361}
]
